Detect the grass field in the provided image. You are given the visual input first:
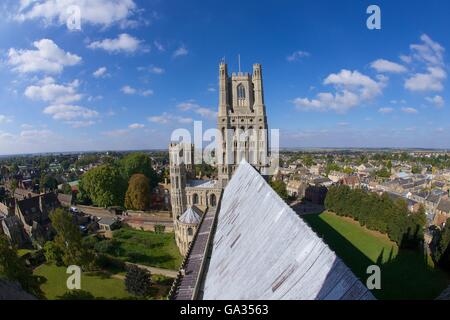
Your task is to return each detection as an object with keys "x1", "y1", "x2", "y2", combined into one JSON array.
[
  {"x1": 34, "y1": 263, "x2": 133, "y2": 300},
  {"x1": 110, "y1": 228, "x2": 183, "y2": 270},
  {"x1": 302, "y1": 212, "x2": 449, "y2": 300}
]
